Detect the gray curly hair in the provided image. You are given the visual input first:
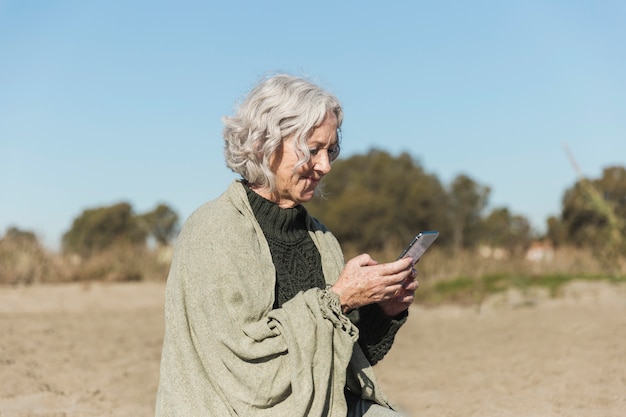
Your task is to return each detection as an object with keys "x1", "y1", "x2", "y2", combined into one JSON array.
[{"x1": 222, "y1": 74, "x2": 343, "y2": 191}]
